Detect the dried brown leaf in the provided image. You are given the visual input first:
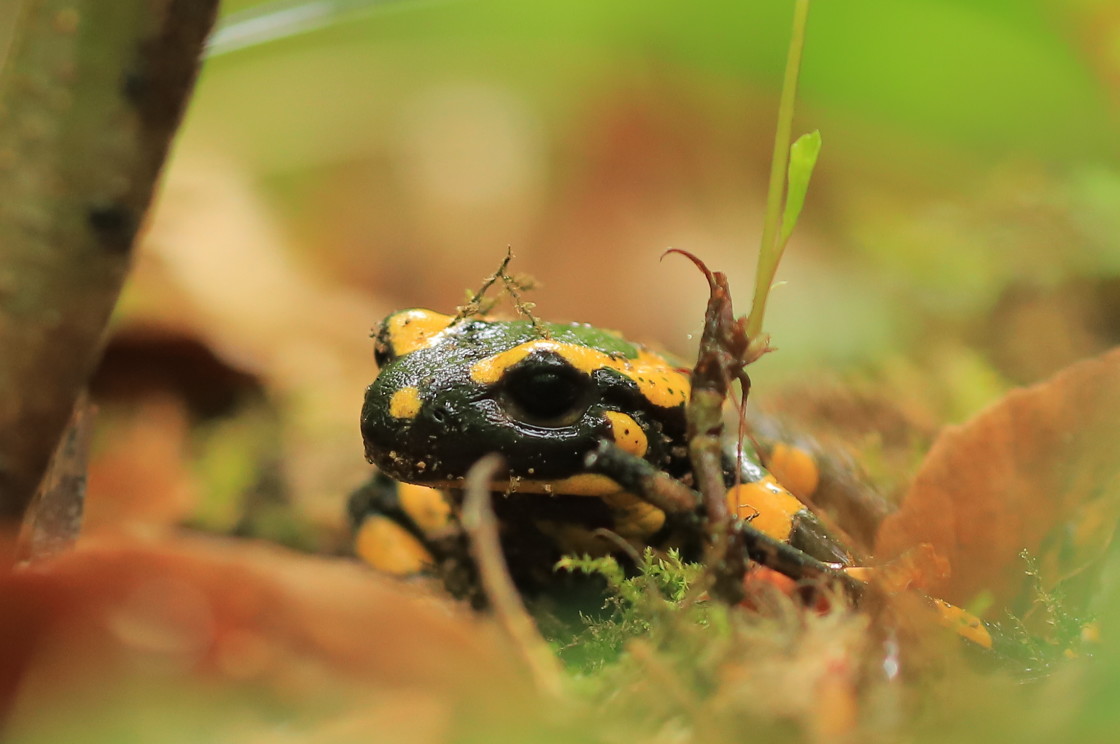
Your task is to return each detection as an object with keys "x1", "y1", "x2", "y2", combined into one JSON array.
[
  {"x1": 0, "y1": 535, "x2": 527, "y2": 736},
  {"x1": 875, "y1": 347, "x2": 1120, "y2": 613}
]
